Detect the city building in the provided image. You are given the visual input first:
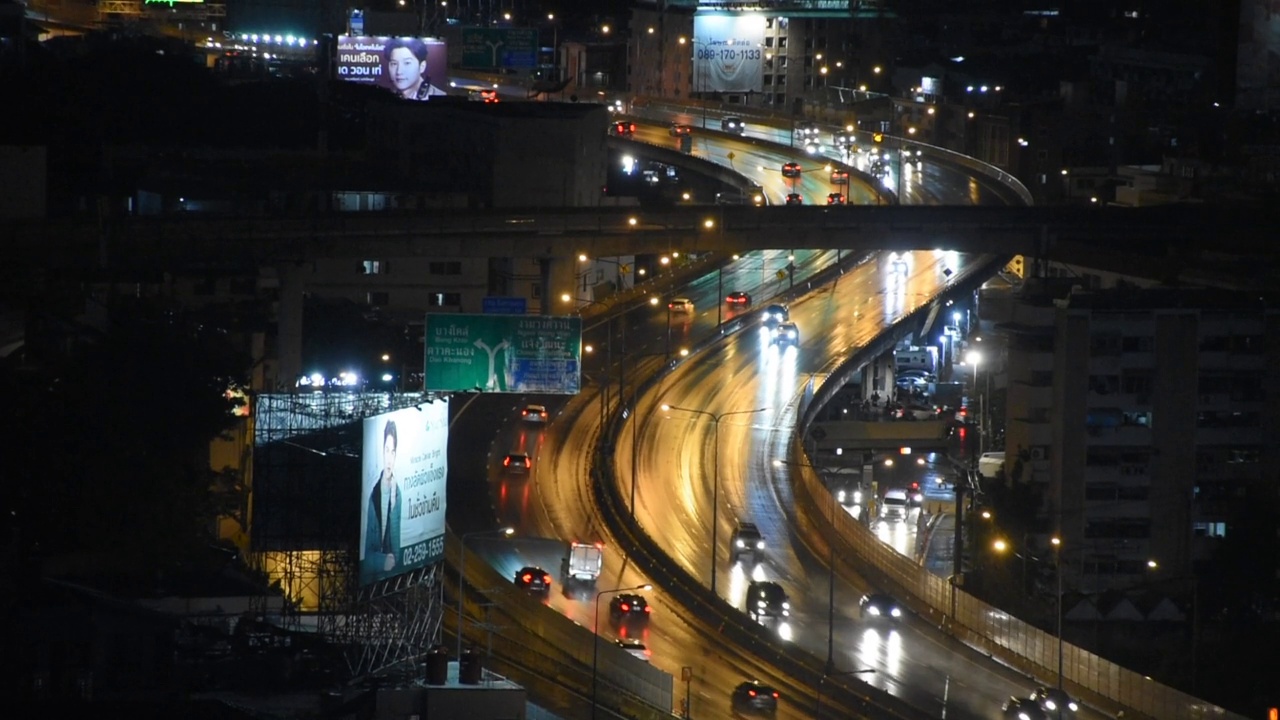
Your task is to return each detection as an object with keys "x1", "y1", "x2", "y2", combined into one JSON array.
[{"x1": 998, "y1": 282, "x2": 1280, "y2": 594}]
